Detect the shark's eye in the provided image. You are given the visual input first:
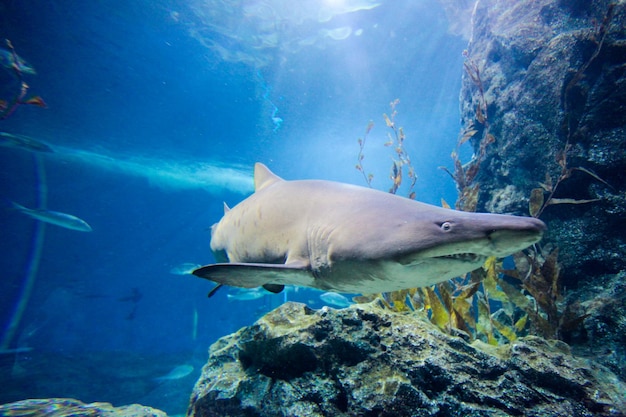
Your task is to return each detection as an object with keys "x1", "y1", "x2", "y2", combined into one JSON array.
[{"x1": 440, "y1": 222, "x2": 452, "y2": 232}]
